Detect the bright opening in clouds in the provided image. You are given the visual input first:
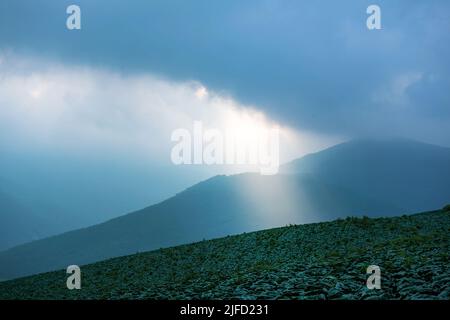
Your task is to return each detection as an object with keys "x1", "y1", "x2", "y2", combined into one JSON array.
[
  {"x1": 0, "y1": 53, "x2": 339, "y2": 226},
  {"x1": 0, "y1": 53, "x2": 337, "y2": 166}
]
